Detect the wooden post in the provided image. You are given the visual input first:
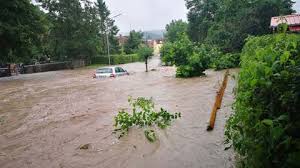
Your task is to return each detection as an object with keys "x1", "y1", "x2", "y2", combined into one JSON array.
[
  {"x1": 8, "y1": 64, "x2": 11, "y2": 76},
  {"x1": 207, "y1": 70, "x2": 229, "y2": 131},
  {"x1": 145, "y1": 58, "x2": 148, "y2": 72}
]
